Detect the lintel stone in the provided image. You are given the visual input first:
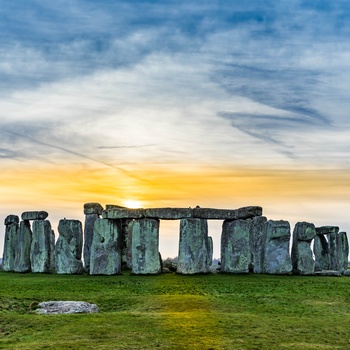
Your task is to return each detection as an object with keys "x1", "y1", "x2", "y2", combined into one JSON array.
[
  {"x1": 84, "y1": 203, "x2": 104, "y2": 215},
  {"x1": 102, "y1": 208, "x2": 144, "y2": 219},
  {"x1": 316, "y1": 226, "x2": 339, "y2": 235},
  {"x1": 4, "y1": 215, "x2": 19, "y2": 225},
  {"x1": 193, "y1": 206, "x2": 262, "y2": 220},
  {"x1": 102, "y1": 205, "x2": 263, "y2": 220},
  {"x1": 144, "y1": 208, "x2": 192, "y2": 220},
  {"x1": 21, "y1": 211, "x2": 48, "y2": 221}
]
